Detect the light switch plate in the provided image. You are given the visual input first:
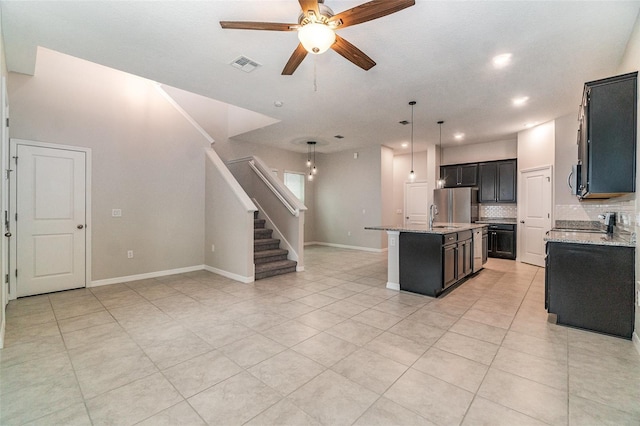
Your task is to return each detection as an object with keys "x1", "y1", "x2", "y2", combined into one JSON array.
[{"x1": 112, "y1": 209, "x2": 122, "y2": 217}]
